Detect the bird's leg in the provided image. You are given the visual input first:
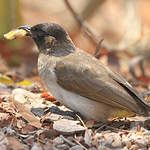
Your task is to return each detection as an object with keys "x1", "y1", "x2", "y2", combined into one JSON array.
[{"x1": 129, "y1": 56, "x2": 144, "y2": 79}]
